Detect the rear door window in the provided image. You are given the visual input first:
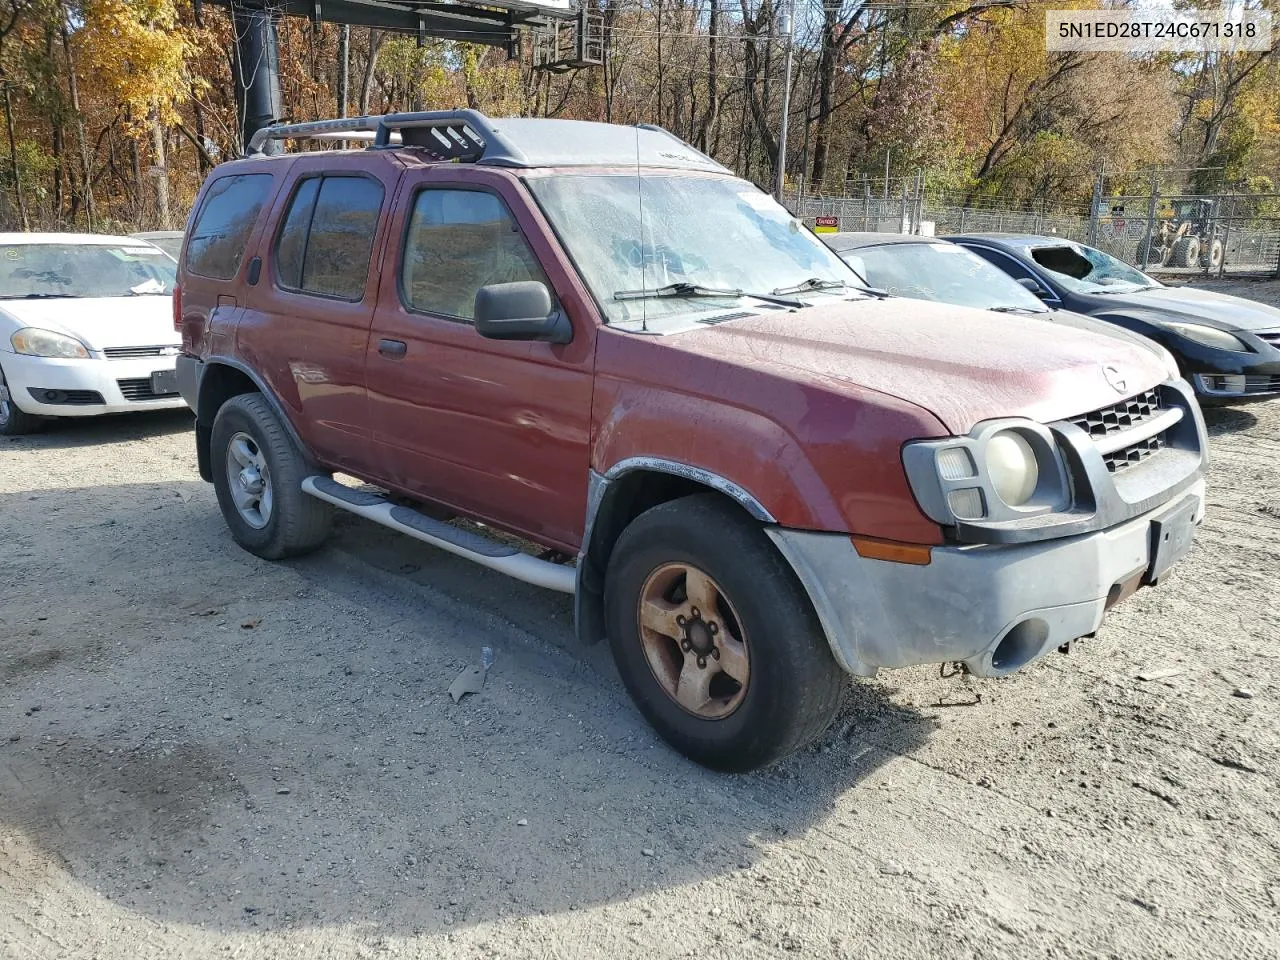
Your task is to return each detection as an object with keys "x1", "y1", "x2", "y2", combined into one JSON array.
[
  {"x1": 274, "y1": 175, "x2": 384, "y2": 300},
  {"x1": 185, "y1": 174, "x2": 273, "y2": 280},
  {"x1": 400, "y1": 189, "x2": 551, "y2": 321}
]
